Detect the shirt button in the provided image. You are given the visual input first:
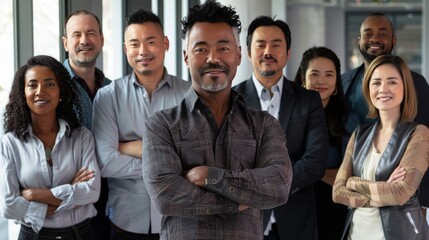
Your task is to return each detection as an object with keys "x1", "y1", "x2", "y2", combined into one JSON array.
[
  {"x1": 205, "y1": 209, "x2": 211, "y2": 214},
  {"x1": 227, "y1": 207, "x2": 233, "y2": 212}
]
